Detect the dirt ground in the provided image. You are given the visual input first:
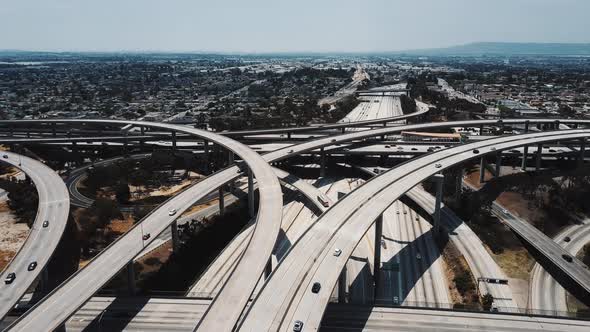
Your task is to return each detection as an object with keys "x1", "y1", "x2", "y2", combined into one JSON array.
[
  {"x1": 135, "y1": 241, "x2": 173, "y2": 284},
  {"x1": 0, "y1": 196, "x2": 28, "y2": 272},
  {"x1": 440, "y1": 240, "x2": 480, "y2": 307}
]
